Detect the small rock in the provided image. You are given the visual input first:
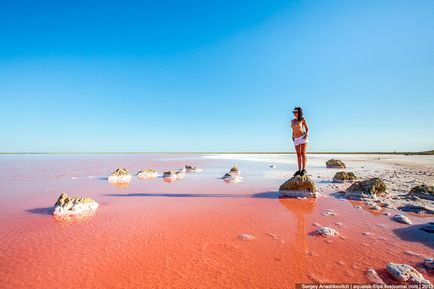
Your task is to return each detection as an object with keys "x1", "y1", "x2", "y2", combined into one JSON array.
[
  {"x1": 136, "y1": 169, "x2": 158, "y2": 179},
  {"x1": 239, "y1": 234, "x2": 255, "y2": 241},
  {"x1": 398, "y1": 204, "x2": 434, "y2": 215},
  {"x1": 326, "y1": 159, "x2": 346, "y2": 168},
  {"x1": 366, "y1": 268, "x2": 385, "y2": 284},
  {"x1": 386, "y1": 263, "x2": 432, "y2": 285},
  {"x1": 184, "y1": 165, "x2": 202, "y2": 173},
  {"x1": 312, "y1": 227, "x2": 339, "y2": 237},
  {"x1": 423, "y1": 258, "x2": 433, "y2": 271},
  {"x1": 270, "y1": 165, "x2": 276, "y2": 168},
  {"x1": 407, "y1": 184, "x2": 434, "y2": 201},
  {"x1": 333, "y1": 171, "x2": 357, "y2": 183},
  {"x1": 392, "y1": 214, "x2": 412, "y2": 225},
  {"x1": 108, "y1": 168, "x2": 132, "y2": 183},
  {"x1": 322, "y1": 210, "x2": 337, "y2": 216}
]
